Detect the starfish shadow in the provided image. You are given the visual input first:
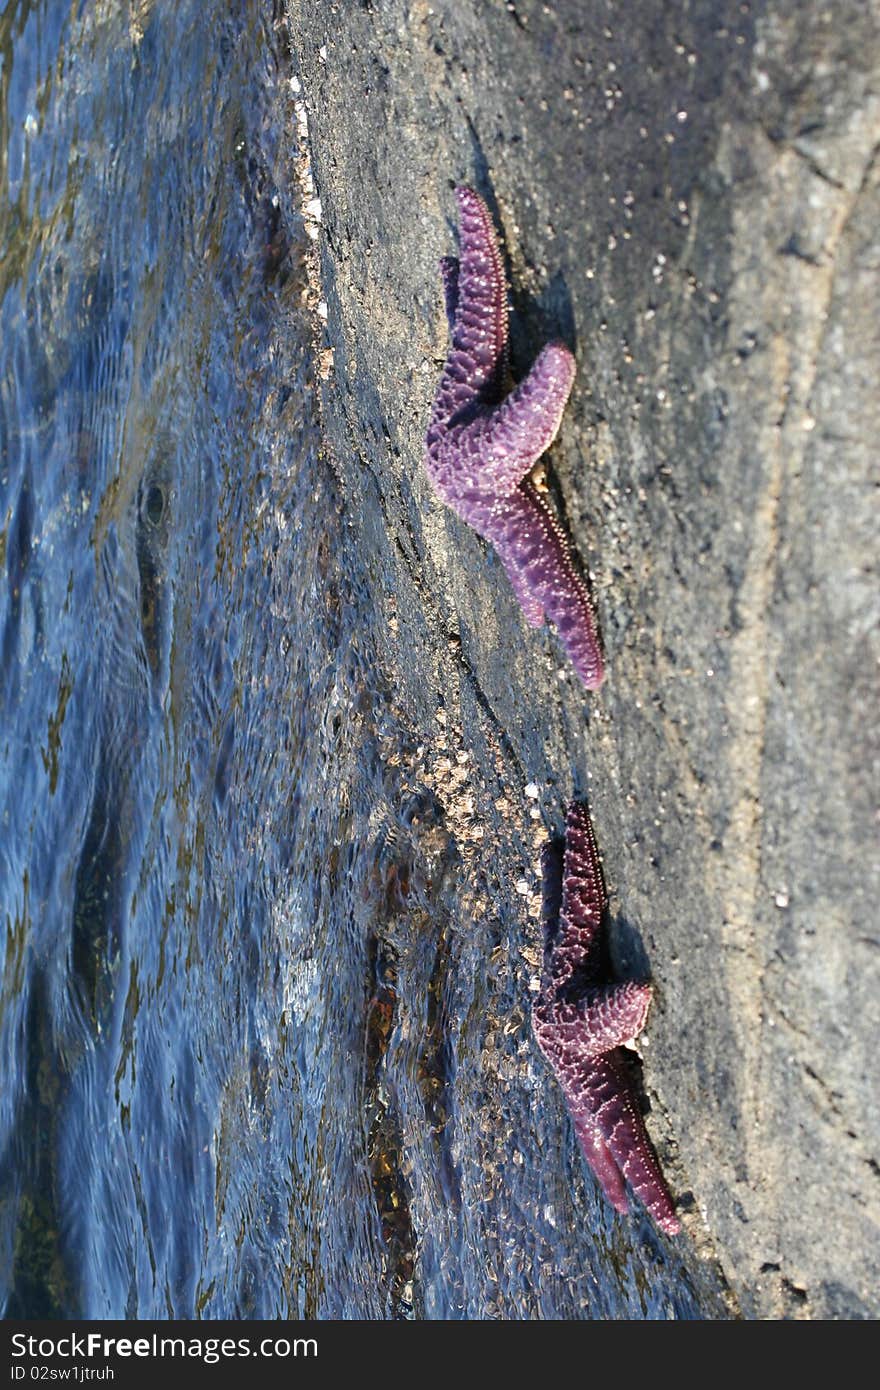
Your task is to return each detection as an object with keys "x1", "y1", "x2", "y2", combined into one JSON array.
[
  {"x1": 509, "y1": 268, "x2": 577, "y2": 376},
  {"x1": 606, "y1": 907, "x2": 653, "y2": 985}
]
